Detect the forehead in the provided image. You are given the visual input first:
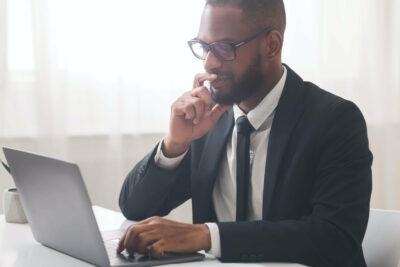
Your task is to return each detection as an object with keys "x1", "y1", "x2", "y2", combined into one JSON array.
[{"x1": 197, "y1": 5, "x2": 249, "y2": 43}]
